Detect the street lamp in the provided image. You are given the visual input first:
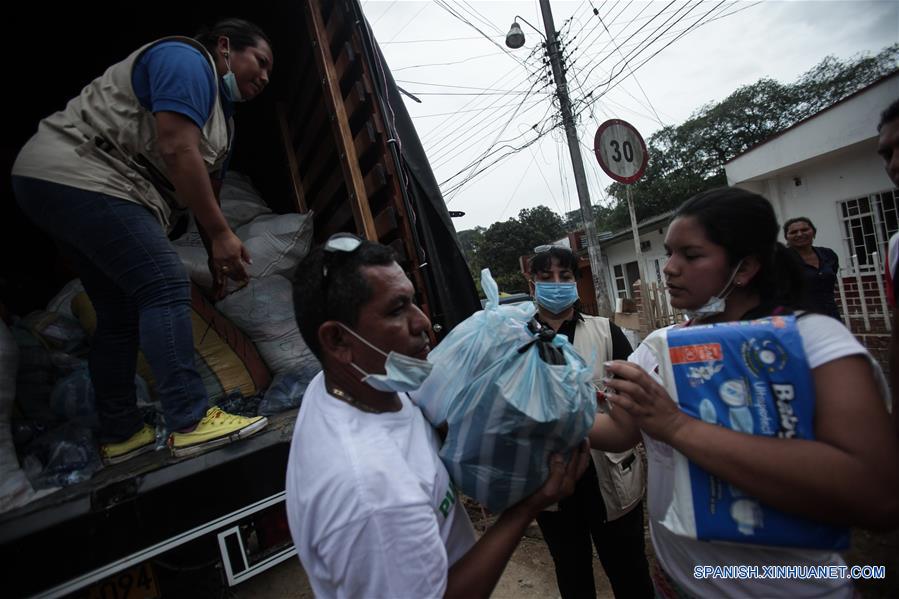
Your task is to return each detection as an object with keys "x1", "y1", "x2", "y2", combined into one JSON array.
[
  {"x1": 504, "y1": 16, "x2": 545, "y2": 49},
  {"x1": 503, "y1": 4, "x2": 614, "y2": 317}
]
